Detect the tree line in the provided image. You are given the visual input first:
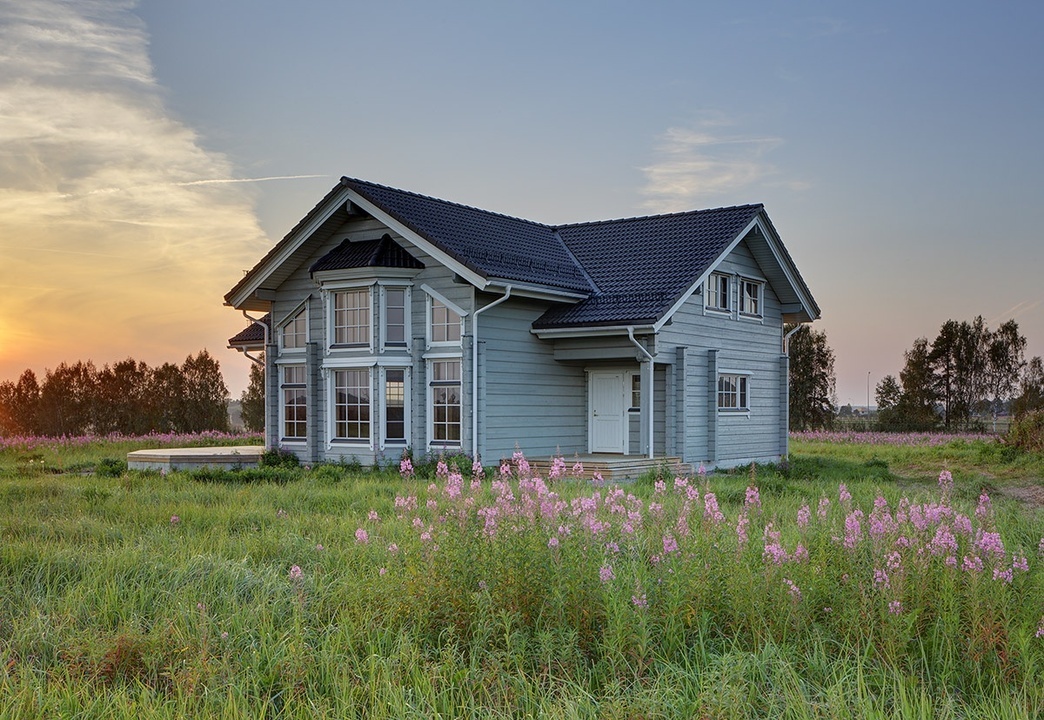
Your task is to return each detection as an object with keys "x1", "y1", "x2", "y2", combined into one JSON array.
[
  {"x1": 0, "y1": 350, "x2": 230, "y2": 437},
  {"x1": 787, "y1": 317, "x2": 1041, "y2": 433},
  {"x1": 875, "y1": 317, "x2": 1041, "y2": 431}
]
